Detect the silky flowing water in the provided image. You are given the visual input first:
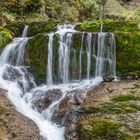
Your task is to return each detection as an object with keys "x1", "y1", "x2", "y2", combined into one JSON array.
[{"x1": 0, "y1": 24, "x2": 116, "y2": 140}]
